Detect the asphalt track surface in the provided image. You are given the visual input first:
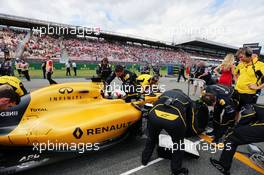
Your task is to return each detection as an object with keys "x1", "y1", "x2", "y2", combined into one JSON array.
[{"x1": 15, "y1": 77, "x2": 264, "y2": 175}]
